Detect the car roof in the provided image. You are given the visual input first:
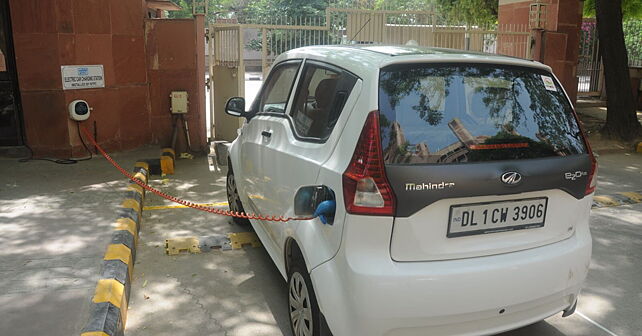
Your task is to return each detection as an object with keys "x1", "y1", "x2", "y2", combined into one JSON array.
[{"x1": 279, "y1": 44, "x2": 551, "y2": 78}]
